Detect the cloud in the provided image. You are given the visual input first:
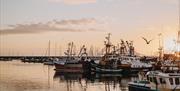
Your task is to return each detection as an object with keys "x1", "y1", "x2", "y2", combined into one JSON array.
[
  {"x1": 53, "y1": 18, "x2": 96, "y2": 25},
  {"x1": 0, "y1": 18, "x2": 99, "y2": 35},
  {"x1": 49, "y1": 0, "x2": 178, "y2": 5},
  {"x1": 49, "y1": 0, "x2": 96, "y2": 5}
]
